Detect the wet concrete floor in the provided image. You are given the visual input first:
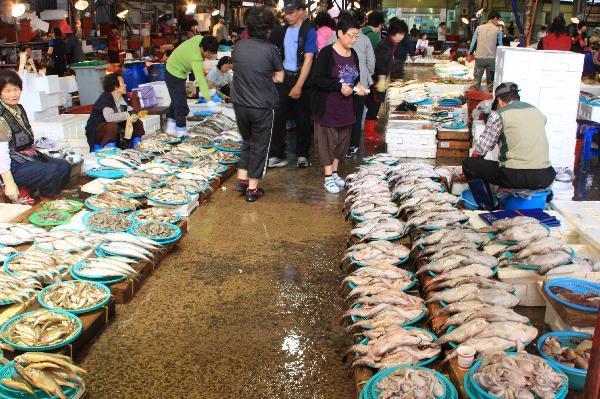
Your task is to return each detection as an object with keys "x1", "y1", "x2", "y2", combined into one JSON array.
[{"x1": 80, "y1": 161, "x2": 357, "y2": 398}]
